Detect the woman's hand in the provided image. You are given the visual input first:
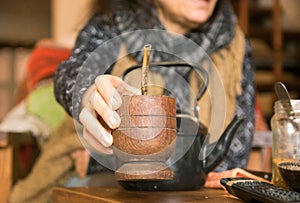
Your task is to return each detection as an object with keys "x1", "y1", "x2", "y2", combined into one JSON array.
[
  {"x1": 79, "y1": 74, "x2": 139, "y2": 154},
  {"x1": 205, "y1": 168, "x2": 270, "y2": 188}
]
